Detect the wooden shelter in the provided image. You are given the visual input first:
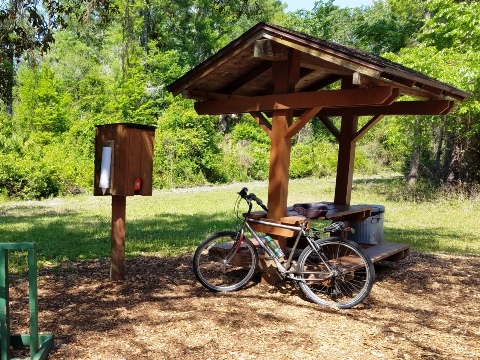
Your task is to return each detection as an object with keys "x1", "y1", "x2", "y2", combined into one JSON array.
[{"x1": 167, "y1": 23, "x2": 469, "y2": 272}]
